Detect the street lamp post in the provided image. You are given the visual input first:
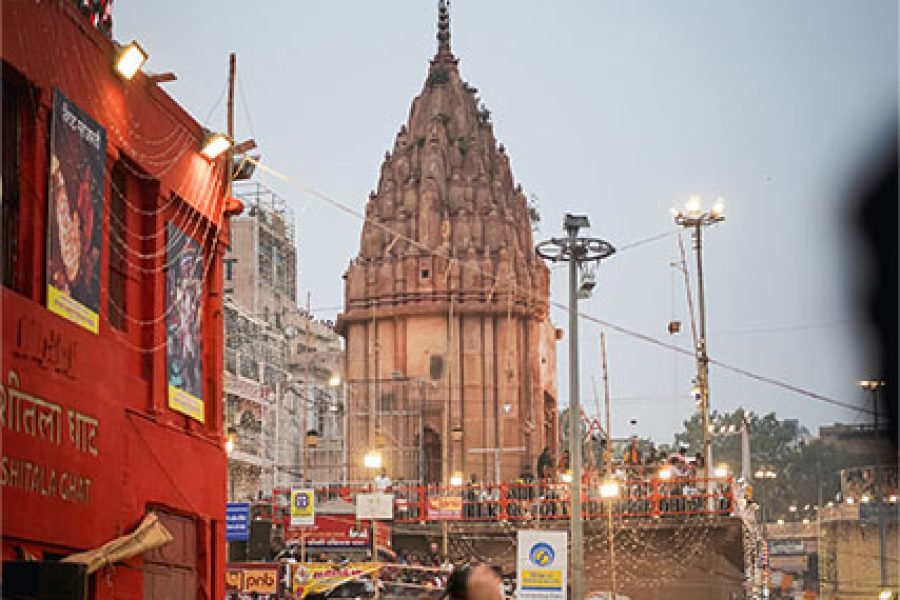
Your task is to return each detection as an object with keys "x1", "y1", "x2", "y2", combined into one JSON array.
[
  {"x1": 600, "y1": 480, "x2": 621, "y2": 599},
  {"x1": 753, "y1": 468, "x2": 776, "y2": 599},
  {"x1": 537, "y1": 214, "x2": 615, "y2": 600},
  {"x1": 859, "y1": 378, "x2": 888, "y2": 592},
  {"x1": 673, "y1": 196, "x2": 724, "y2": 490}
]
